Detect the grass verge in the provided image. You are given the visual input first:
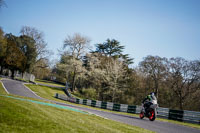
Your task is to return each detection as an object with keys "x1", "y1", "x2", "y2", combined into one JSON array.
[
  {"x1": 14, "y1": 77, "x2": 30, "y2": 83},
  {"x1": 0, "y1": 93, "x2": 151, "y2": 132},
  {"x1": 25, "y1": 84, "x2": 200, "y2": 129},
  {"x1": 25, "y1": 84, "x2": 65, "y2": 100},
  {"x1": 0, "y1": 80, "x2": 7, "y2": 95},
  {"x1": 35, "y1": 79, "x2": 65, "y2": 87}
]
